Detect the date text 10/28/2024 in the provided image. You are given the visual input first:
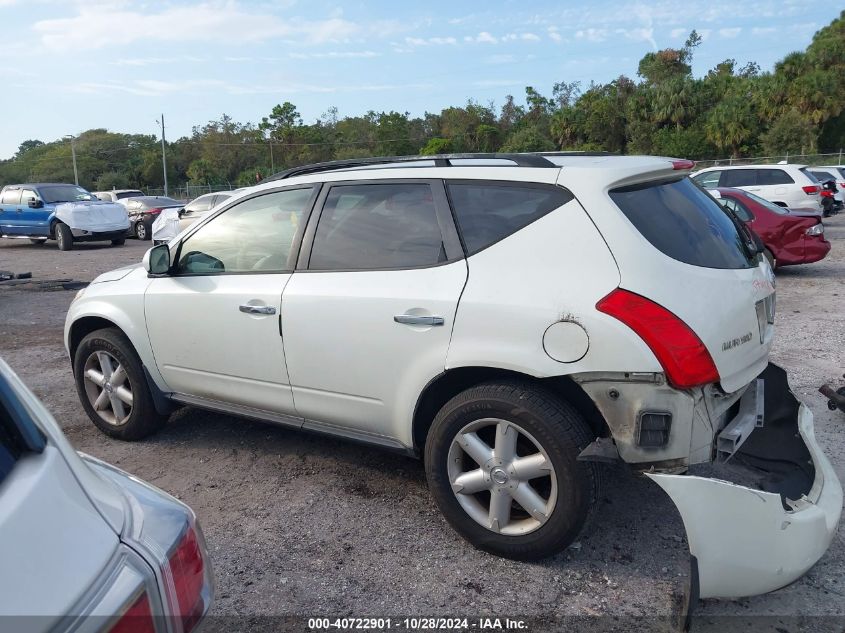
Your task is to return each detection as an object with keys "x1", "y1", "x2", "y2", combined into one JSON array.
[{"x1": 308, "y1": 617, "x2": 529, "y2": 631}]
